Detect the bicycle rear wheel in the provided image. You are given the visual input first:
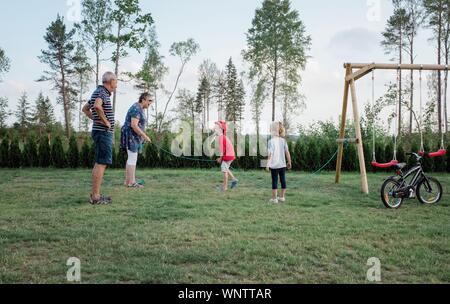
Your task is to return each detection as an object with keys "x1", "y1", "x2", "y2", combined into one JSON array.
[
  {"x1": 380, "y1": 177, "x2": 404, "y2": 209},
  {"x1": 417, "y1": 177, "x2": 442, "y2": 205}
]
